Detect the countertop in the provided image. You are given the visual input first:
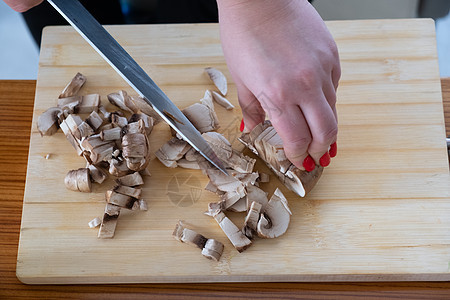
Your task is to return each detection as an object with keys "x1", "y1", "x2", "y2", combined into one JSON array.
[{"x1": 1, "y1": 79, "x2": 449, "y2": 299}]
